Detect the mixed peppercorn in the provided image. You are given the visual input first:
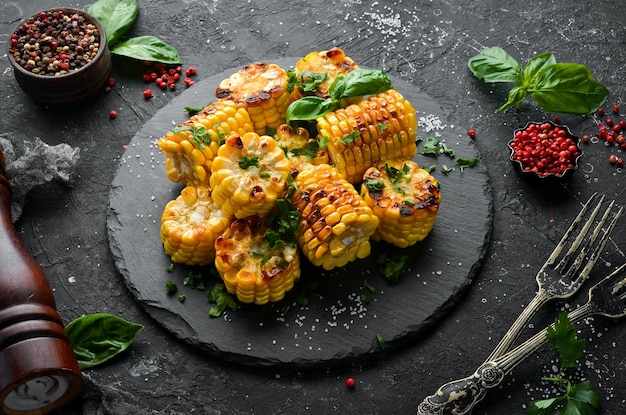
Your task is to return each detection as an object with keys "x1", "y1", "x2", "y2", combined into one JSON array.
[
  {"x1": 9, "y1": 10, "x2": 101, "y2": 76},
  {"x1": 581, "y1": 104, "x2": 625, "y2": 169}
]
